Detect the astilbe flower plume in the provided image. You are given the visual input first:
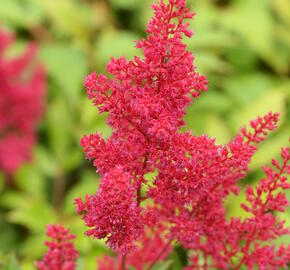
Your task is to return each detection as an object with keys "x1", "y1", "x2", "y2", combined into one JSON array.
[
  {"x1": 0, "y1": 28, "x2": 46, "y2": 175},
  {"x1": 36, "y1": 224, "x2": 79, "y2": 270},
  {"x1": 75, "y1": 0, "x2": 290, "y2": 269}
]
